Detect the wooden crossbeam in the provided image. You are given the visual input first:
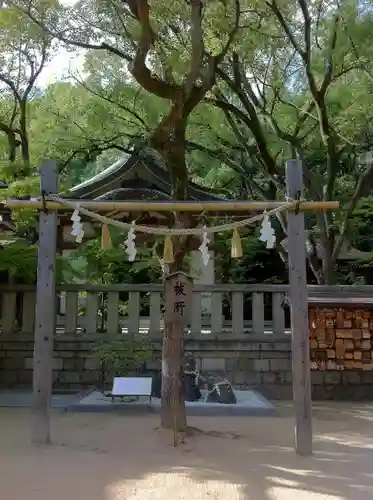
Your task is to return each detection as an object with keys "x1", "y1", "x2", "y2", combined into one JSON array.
[{"x1": 5, "y1": 199, "x2": 339, "y2": 213}]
